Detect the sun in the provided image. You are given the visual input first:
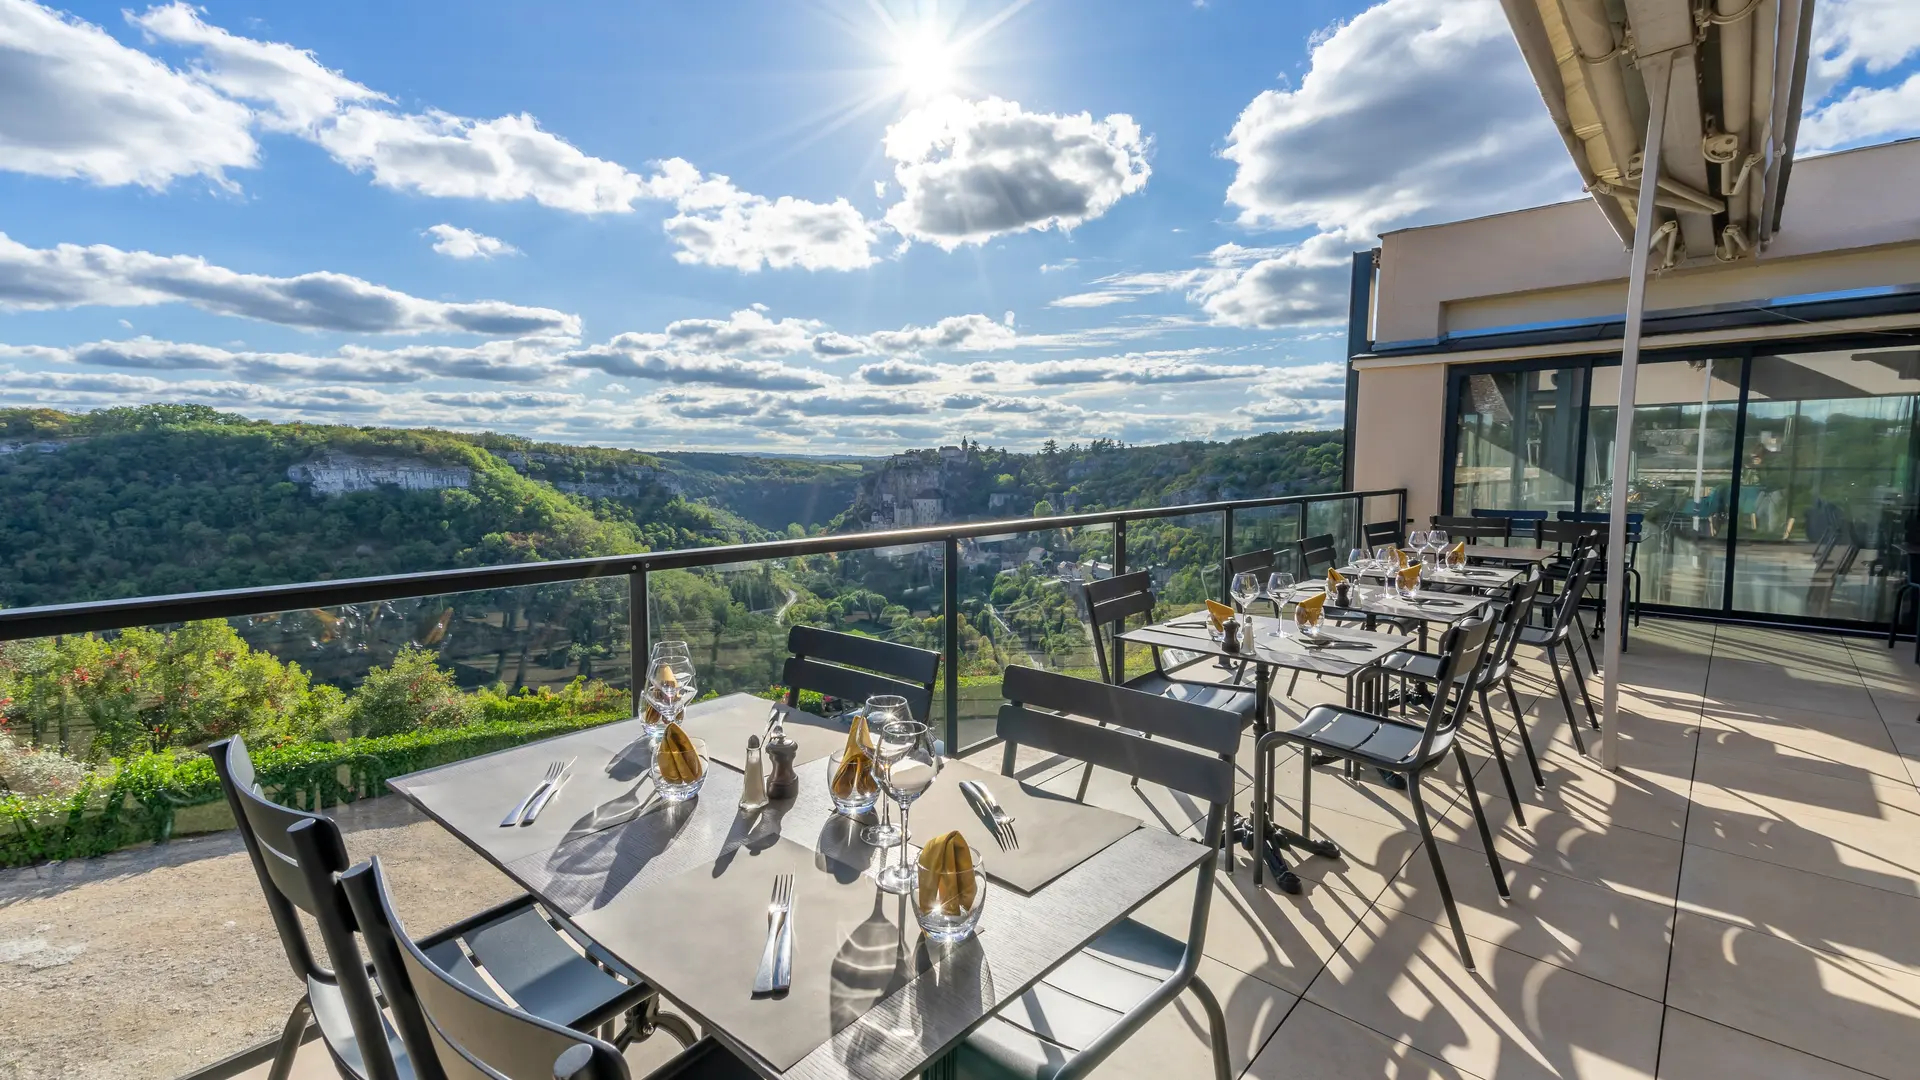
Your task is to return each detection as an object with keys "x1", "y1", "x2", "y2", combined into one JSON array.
[{"x1": 890, "y1": 22, "x2": 962, "y2": 99}]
